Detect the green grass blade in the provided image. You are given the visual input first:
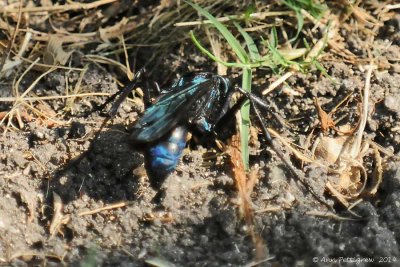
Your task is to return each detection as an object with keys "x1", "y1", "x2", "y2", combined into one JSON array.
[
  {"x1": 234, "y1": 21, "x2": 261, "y2": 62},
  {"x1": 282, "y1": 0, "x2": 304, "y2": 42},
  {"x1": 190, "y1": 31, "x2": 243, "y2": 68},
  {"x1": 240, "y1": 68, "x2": 252, "y2": 170},
  {"x1": 270, "y1": 26, "x2": 278, "y2": 48},
  {"x1": 185, "y1": 0, "x2": 248, "y2": 63}
]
